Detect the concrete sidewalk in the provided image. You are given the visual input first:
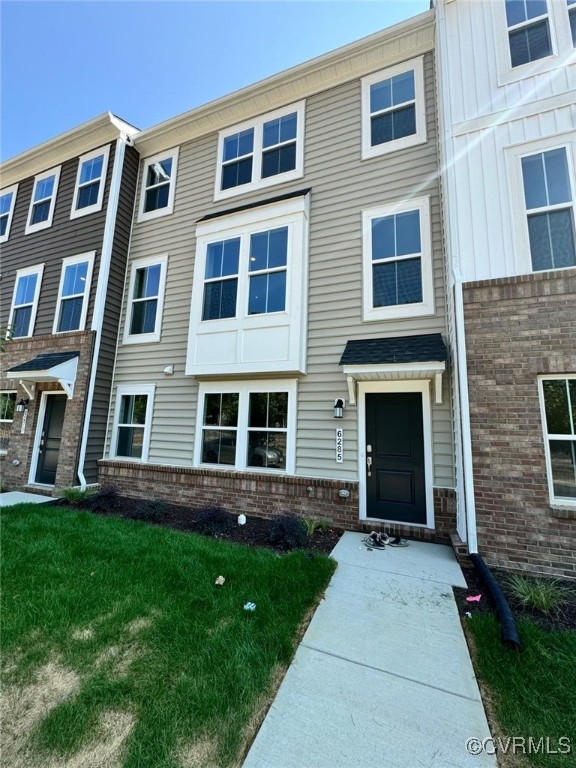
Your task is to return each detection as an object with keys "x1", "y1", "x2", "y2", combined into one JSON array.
[
  {"x1": 243, "y1": 532, "x2": 495, "y2": 768},
  {"x1": 0, "y1": 491, "x2": 55, "y2": 506}
]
